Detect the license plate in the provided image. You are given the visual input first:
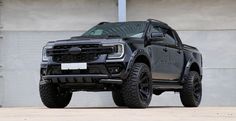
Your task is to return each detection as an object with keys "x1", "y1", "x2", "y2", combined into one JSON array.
[{"x1": 61, "y1": 63, "x2": 87, "y2": 70}]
